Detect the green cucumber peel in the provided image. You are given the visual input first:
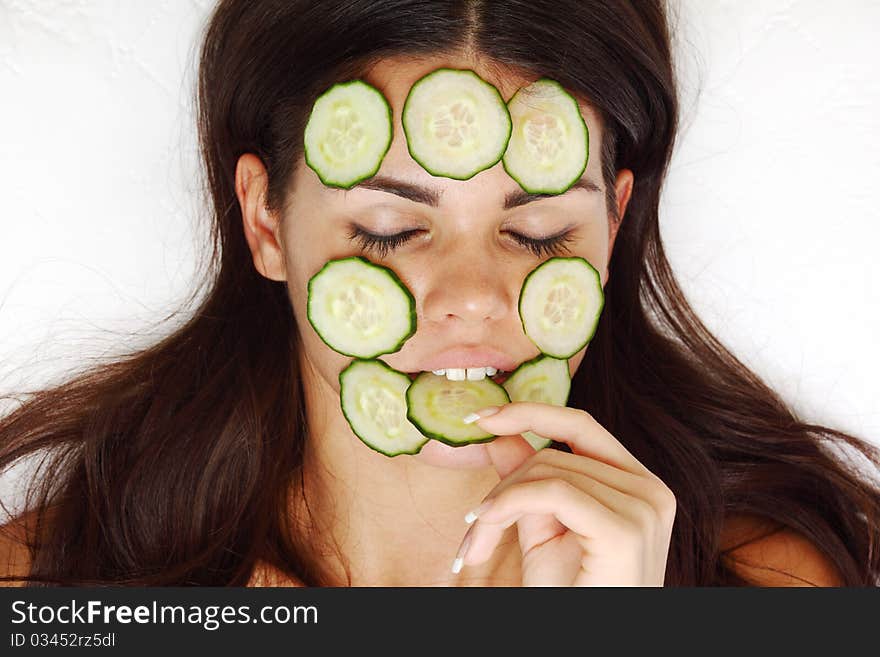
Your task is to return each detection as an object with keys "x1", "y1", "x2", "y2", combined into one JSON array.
[
  {"x1": 518, "y1": 255, "x2": 604, "y2": 359},
  {"x1": 339, "y1": 358, "x2": 429, "y2": 457},
  {"x1": 502, "y1": 354, "x2": 572, "y2": 451},
  {"x1": 304, "y1": 79, "x2": 393, "y2": 189},
  {"x1": 402, "y1": 67, "x2": 512, "y2": 180},
  {"x1": 405, "y1": 373, "x2": 511, "y2": 447},
  {"x1": 307, "y1": 255, "x2": 417, "y2": 359},
  {"x1": 502, "y1": 77, "x2": 589, "y2": 195}
]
